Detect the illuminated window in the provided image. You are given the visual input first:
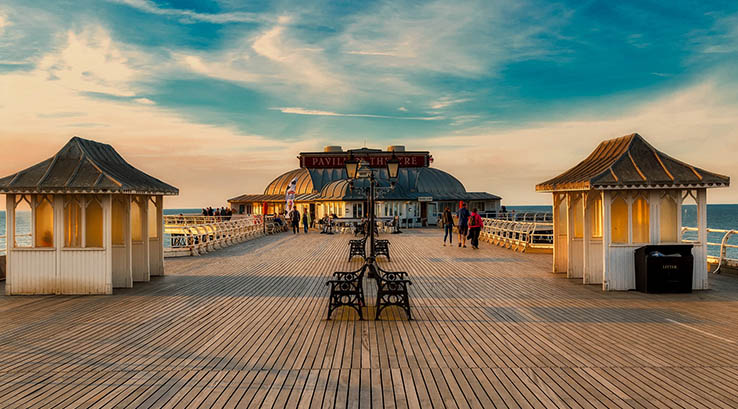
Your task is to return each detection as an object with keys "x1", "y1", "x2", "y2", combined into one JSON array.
[
  {"x1": 659, "y1": 194, "x2": 678, "y2": 243},
  {"x1": 611, "y1": 195, "x2": 628, "y2": 244},
  {"x1": 86, "y1": 198, "x2": 103, "y2": 248},
  {"x1": 14, "y1": 195, "x2": 32, "y2": 247},
  {"x1": 571, "y1": 194, "x2": 583, "y2": 239},
  {"x1": 64, "y1": 197, "x2": 82, "y2": 248},
  {"x1": 131, "y1": 197, "x2": 143, "y2": 242},
  {"x1": 35, "y1": 195, "x2": 54, "y2": 248},
  {"x1": 591, "y1": 194, "x2": 603, "y2": 238},
  {"x1": 112, "y1": 198, "x2": 126, "y2": 245},
  {"x1": 555, "y1": 194, "x2": 567, "y2": 233},
  {"x1": 632, "y1": 195, "x2": 650, "y2": 243},
  {"x1": 148, "y1": 197, "x2": 159, "y2": 239}
]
